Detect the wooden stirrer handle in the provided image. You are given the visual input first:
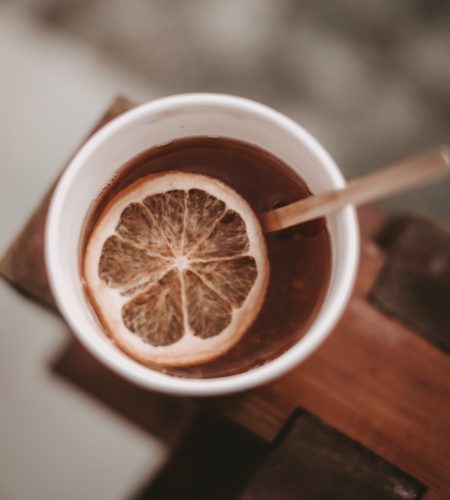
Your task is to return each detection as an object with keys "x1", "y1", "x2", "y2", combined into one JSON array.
[{"x1": 259, "y1": 146, "x2": 450, "y2": 233}]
